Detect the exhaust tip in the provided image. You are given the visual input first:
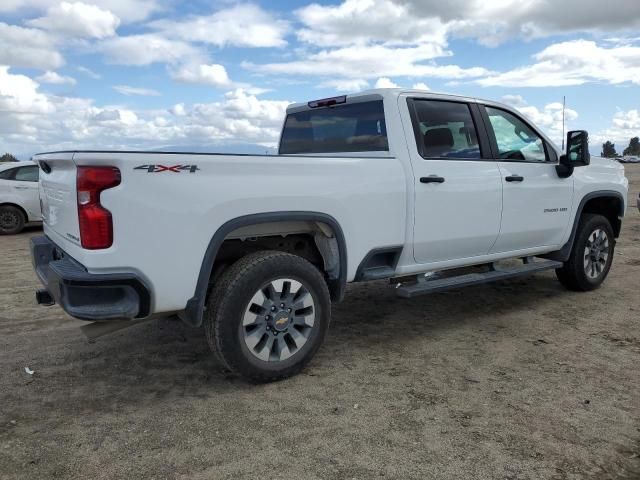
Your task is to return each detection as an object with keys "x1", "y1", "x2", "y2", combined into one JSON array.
[{"x1": 36, "y1": 289, "x2": 55, "y2": 306}]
